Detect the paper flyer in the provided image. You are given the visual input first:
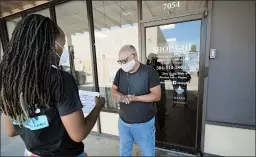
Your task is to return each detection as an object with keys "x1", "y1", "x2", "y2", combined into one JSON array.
[{"x1": 78, "y1": 90, "x2": 100, "y2": 117}]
